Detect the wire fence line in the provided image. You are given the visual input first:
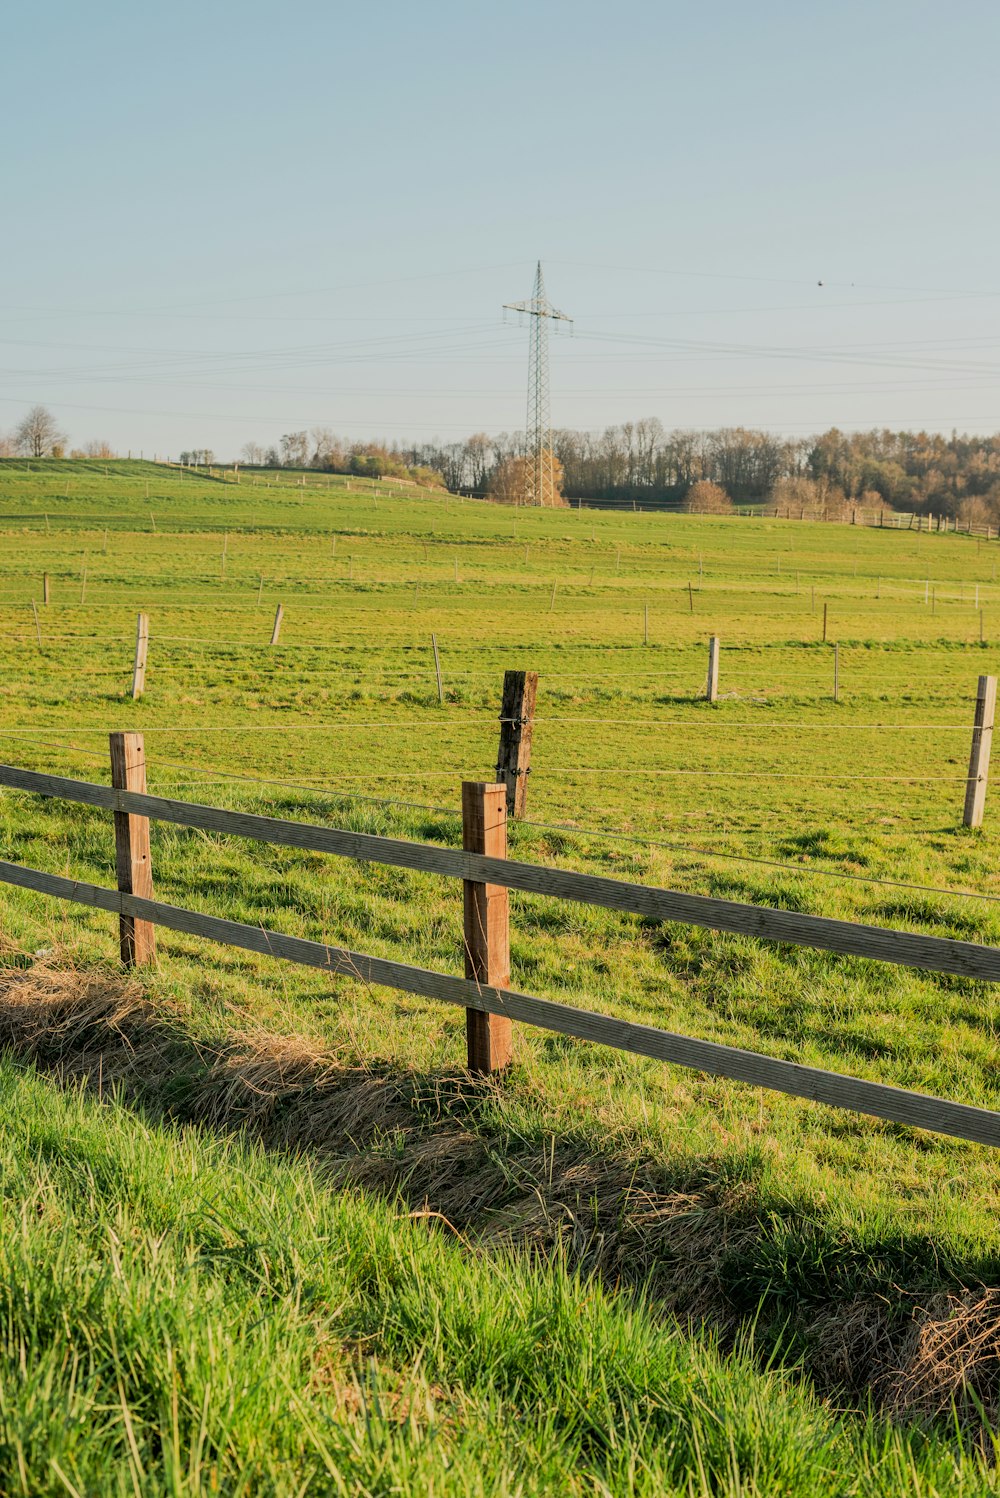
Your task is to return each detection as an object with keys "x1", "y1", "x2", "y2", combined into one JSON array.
[
  {"x1": 0, "y1": 728, "x2": 971, "y2": 784},
  {"x1": 0, "y1": 718, "x2": 975, "y2": 734},
  {"x1": 0, "y1": 744, "x2": 997, "y2": 911}
]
